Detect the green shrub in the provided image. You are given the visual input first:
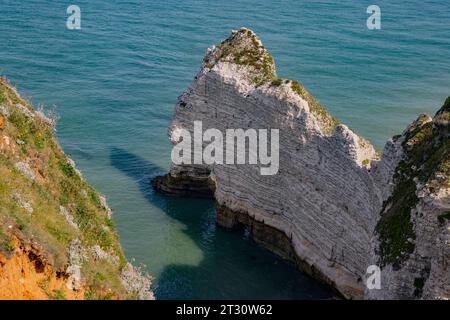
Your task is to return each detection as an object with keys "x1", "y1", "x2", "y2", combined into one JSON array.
[
  {"x1": 59, "y1": 159, "x2": 76, "y2": 178},
  {"x1": 48, "y1": 289, "x2": 66, "y2": 300},
  {"x1": 2, "y1": 238, "x2": 15, "y2": 253},
  {"x1": 376, "y1": 104, "x2": 449, "y2": 268},
  {"x1": 271, "y1": 78, "x2": 283, "y2": 86},
  {"x1": 438, "y1": 212, "x2": 450, "y2": 225}
]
